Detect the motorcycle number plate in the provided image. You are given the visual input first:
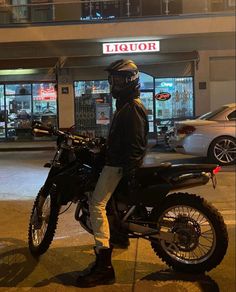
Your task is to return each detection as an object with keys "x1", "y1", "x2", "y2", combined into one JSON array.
[{"x1": 211, "y1": 174, "x2": 217, "y2": 189}]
